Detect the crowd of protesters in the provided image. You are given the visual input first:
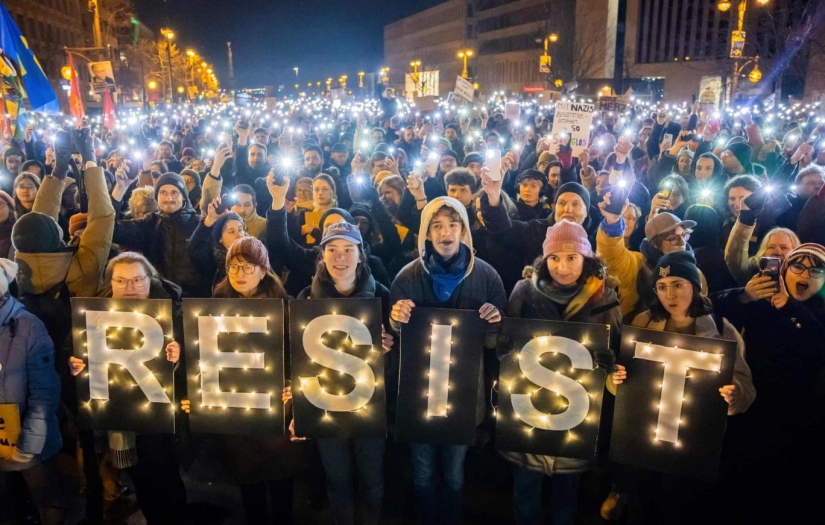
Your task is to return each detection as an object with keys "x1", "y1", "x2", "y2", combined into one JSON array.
[{"x1": 0, "y1": 86, "x2": 823, "y2": 525}]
